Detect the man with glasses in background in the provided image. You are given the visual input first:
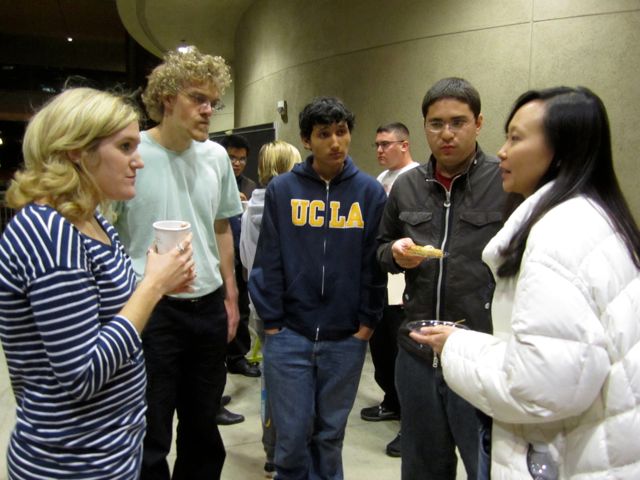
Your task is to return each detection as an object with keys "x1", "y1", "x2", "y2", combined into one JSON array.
[
  {"x1": 219, "y1": 134, "x2": 260, "y2": 379},
  {"x1": 361, "y1": 123, "x2": 418, "y2": 458},
  {"x1": 377, "y1": 78, "x2": 506, "y2": 479},
  {"x1": 114, "y1": 47, "x2": 241, "y2": 480},
  {"x1": 221, "y1": 134, "x2": 257, "y2": 202}
]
